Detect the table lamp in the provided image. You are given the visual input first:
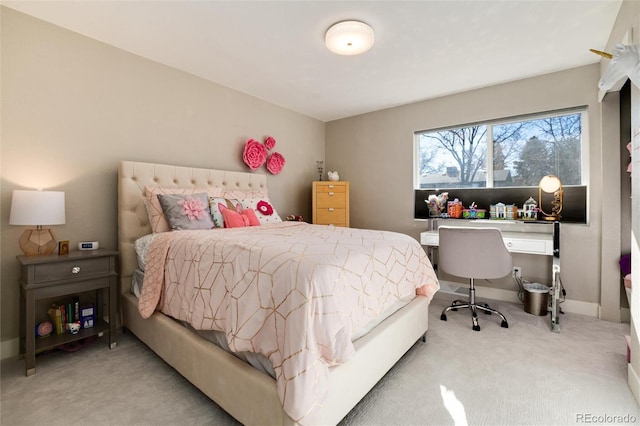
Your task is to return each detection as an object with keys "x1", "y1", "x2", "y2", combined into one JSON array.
[
  {"x1": 10, "y1": 189, "x2": 66, "y2": 256},
  {"x1": 538, "y1": 175, "x2": 563, "y2": 221}
]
